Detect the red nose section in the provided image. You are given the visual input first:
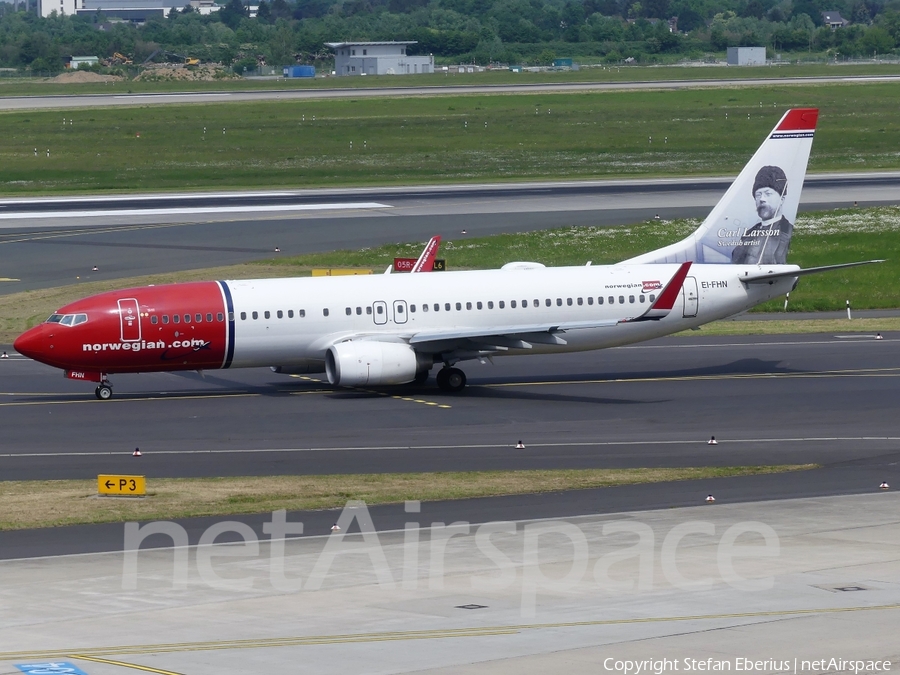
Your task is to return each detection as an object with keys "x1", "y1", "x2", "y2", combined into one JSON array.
[{"x1": 14, "y1": 325, "x2": 45, "y2": 361}]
